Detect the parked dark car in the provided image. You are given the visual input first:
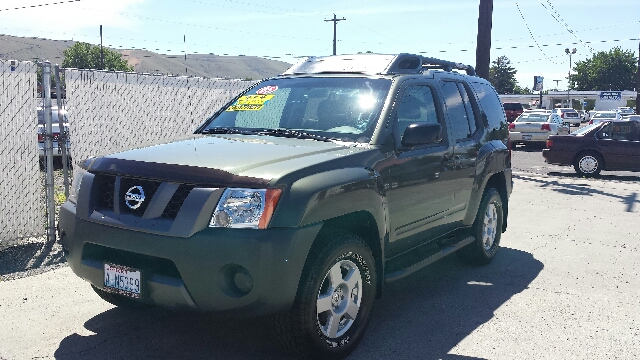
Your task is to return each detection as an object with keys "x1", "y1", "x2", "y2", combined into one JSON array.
[
  {"x1": 542, "y1": 120, "x2": 640, "y2": 176},
  {"x1": 503, "y1": 102, "x2": 524, "y2": 122}
]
